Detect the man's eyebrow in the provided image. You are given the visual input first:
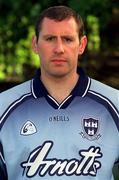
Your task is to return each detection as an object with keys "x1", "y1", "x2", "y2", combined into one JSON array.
[
  {"x1": 42, "y1": 34, "x2": 75, "y2": 38},
  {"x1": 42, "y1": 34, "x2": 56, "y2": 38},
  {"x1": 62, "y1": 35, "x2": 75, "y2": 38}
]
